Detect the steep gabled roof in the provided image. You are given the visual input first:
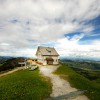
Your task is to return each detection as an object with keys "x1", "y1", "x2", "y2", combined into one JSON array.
[{"x1": 36, "y1": 46, "x2": 59, "y2": 56}]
